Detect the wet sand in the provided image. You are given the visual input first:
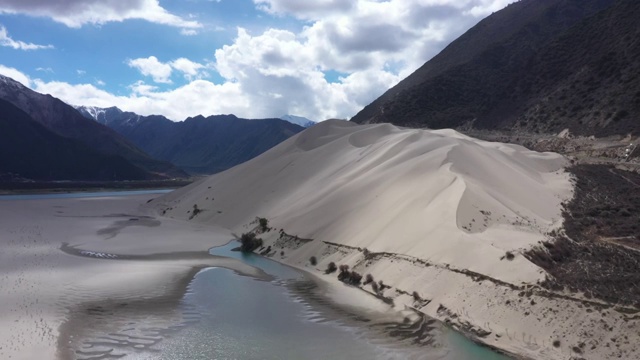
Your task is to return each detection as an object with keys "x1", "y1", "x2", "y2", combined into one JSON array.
[{"x1": 0, "y1": 193, "x2": 257, "y2": 359}]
